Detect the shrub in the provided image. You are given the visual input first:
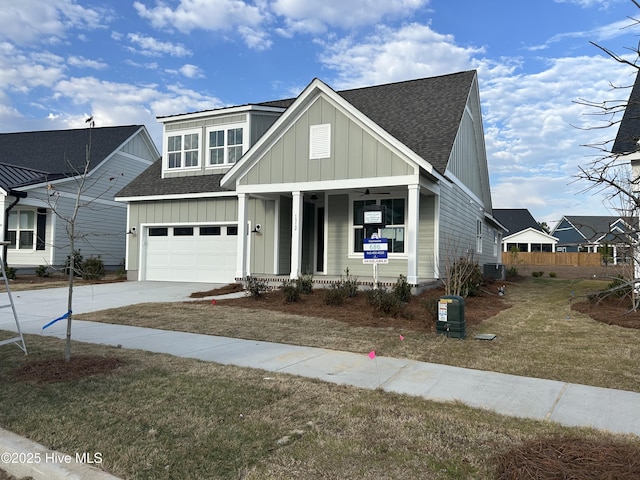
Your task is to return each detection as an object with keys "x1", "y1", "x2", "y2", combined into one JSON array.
[
  {"x1": 506, "y1": 266, "x2": 518, "y2": 277},
  {"x1": 35, "y1": 265, "x2": 50, "y2": 278},
  {"x1": 422, "y1": 297, "x2": 439, "y2": 322},
  {"x1": 281, "y1": 280, "x2": 300, "y2": 303},
  {"x1": 244, "y1": 276, "x2": 268, "y2": 299},
  {"x1": 295, "y1": 273, "x2": 314, "y2": 294},
  {"x1": 338, "y1": 268, "x2": 359, "y2": 298},
  {"x1": 445, "y1": 257, "x2": 482, "y2": 297},
  {"x1": 81, "y1": 256, "x2": 105, "y2": 280},
  {"x1": 4, "y1": 265, "x2": 16, "y2": 280},
  {"x1": 532, "y1": 271, "x2": 544, "y2": 278},
  {"x1": 65, "y1": 250, "x2": 84, "y2": 276},
  {"x1": 392, "y1": 274, "x2": 412, "y2": 303},
  {"x1": 607, "y1": 275, "x2": 632, "y2": 298},
  {"x1": 367, "y1": 288, "x2": 404, "y2": 316},
  {"x1": 549, "y1": 272, "x2": 557, "y2": 278},
  {"x1": 323, "y1": 283, "x2": 346, "y2": 306}
]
